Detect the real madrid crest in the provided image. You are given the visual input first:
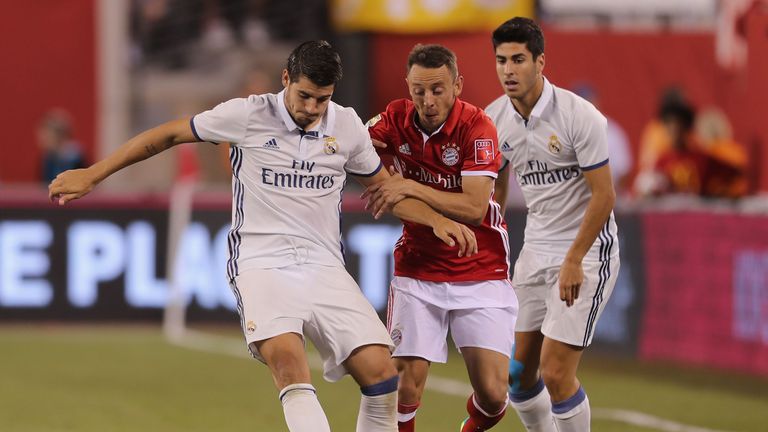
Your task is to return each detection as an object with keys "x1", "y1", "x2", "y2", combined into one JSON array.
[
  {"x1": 548, "y1": 135, "x2": 562, "y2": 154},
  {"x1": 441, "y1": 142, "x2": 460, "y2": 166},
  {"x1": 324, "y1": 136, "x2": 338, "y2": 155},
  {"x1": 246, "y1": 321, "x2": 256, "y2": 335},
  {"x1": 366, "y1": 114, "x2": 382, "y2": 128}
]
